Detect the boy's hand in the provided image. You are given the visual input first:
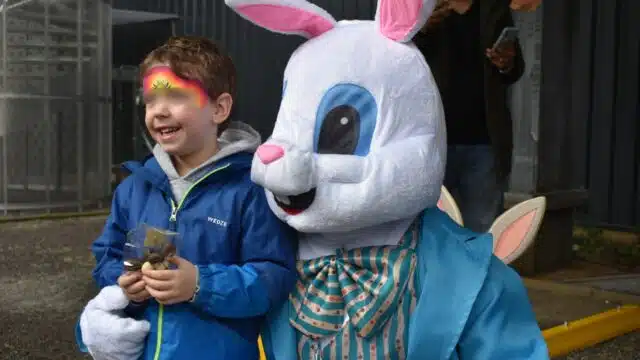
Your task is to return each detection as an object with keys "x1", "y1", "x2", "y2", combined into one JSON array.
[
  {"x1": 118, "y1": 272, "x2": 151, "y2": 303},
  {"x1": 142, "y1": 256, "x2": 198, "y2": 305}
]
